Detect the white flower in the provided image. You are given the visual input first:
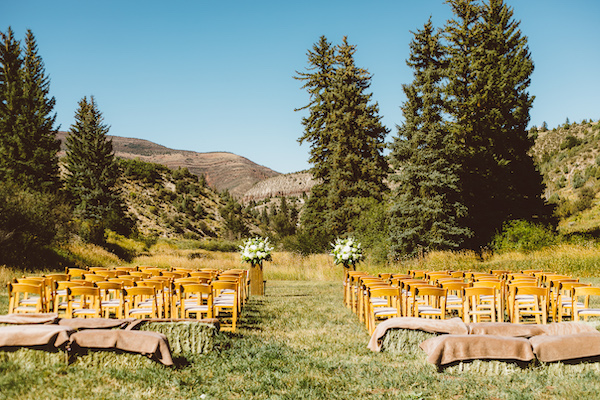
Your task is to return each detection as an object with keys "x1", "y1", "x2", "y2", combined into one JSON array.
[{"x1": 240, "y1": 237, "x2": 273, "y2": 264}]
